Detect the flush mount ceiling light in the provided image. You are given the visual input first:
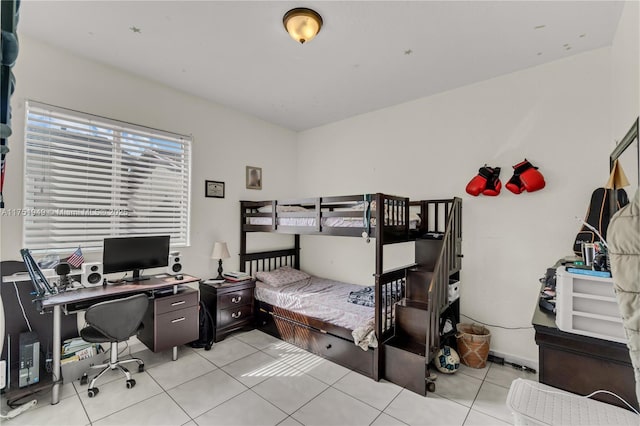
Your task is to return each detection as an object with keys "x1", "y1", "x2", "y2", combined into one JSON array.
[{"x1": 283, "y1": 8, "x2": 323, "y2": 44}]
